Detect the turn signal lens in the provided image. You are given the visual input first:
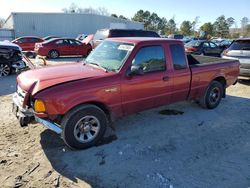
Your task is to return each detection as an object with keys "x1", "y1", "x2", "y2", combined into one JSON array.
[{"x1": 34, "y1": 99, "x2": 46, "y2": 113}]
